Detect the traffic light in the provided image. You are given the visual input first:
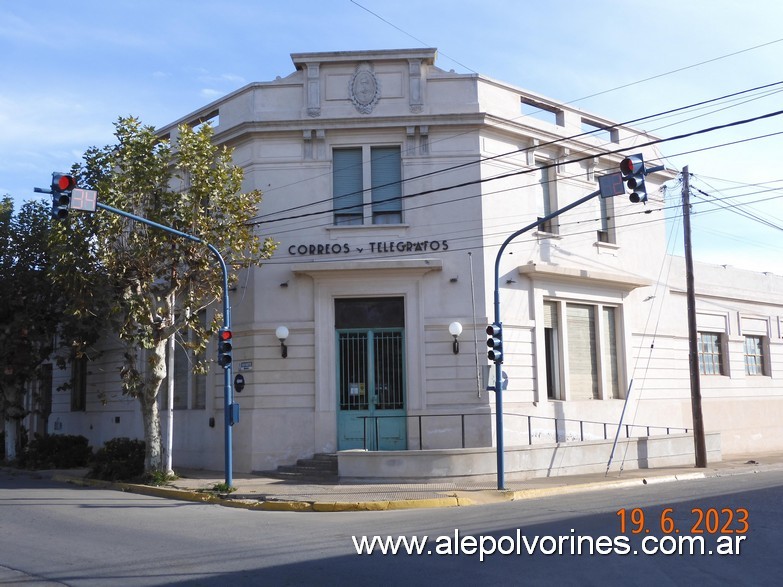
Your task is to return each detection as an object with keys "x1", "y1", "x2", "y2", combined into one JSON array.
[
  {"x1": 486, "y1": 322, "x2": 503, "y2": 363},
  {"x1": 51, "y1": 173, "x2": 76, "y2": 219},
  {"x1": 217, "y1": 328, "x2": 233, "y2": 368},
  {"x1": 619, "y1": 154, "x2": 647, "y2": 203}
]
